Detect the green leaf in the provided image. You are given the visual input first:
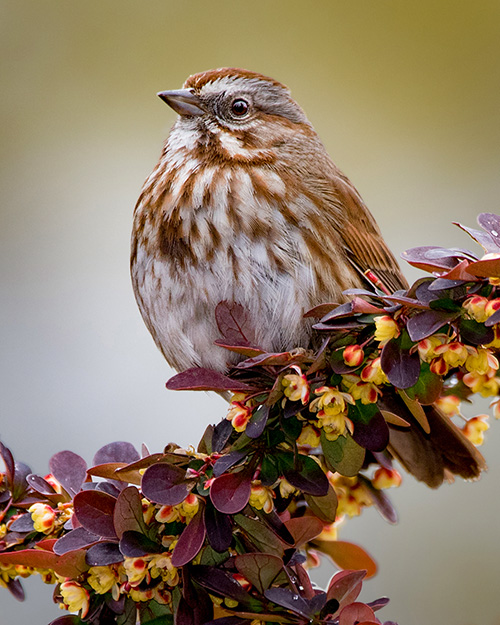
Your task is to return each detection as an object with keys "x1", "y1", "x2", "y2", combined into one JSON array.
[
  {"x1": 304, "y1": 484, "x2": 338, "y2": 523},
  {"x1": 235, "y1": 553, "x2": 283, "y2": 594},
  {"x1": 234, "y1": 514, "x2": 284, "y2": 557},
  {"x1": 321, "y1": 431, "x2": 365, "y2": 477},
  {"x1": 405, "y1": 362, "x2": 443, "y2": 405}
]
